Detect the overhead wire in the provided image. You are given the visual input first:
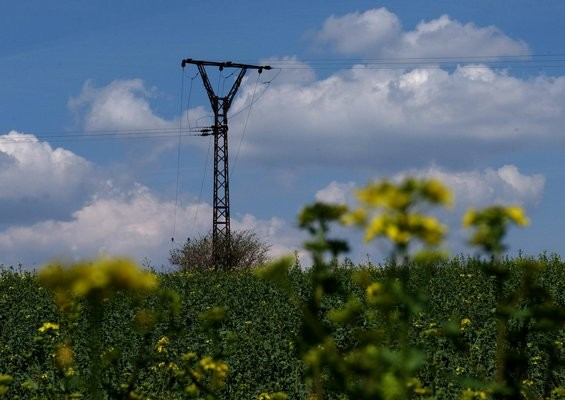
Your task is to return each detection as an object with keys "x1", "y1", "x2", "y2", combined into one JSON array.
[
  {"x1": 171, "y1": 68, "x2": 185, "y2": 245},
  {"x1": 190, "y1": 134, "x2": 212, "y2": 240},
  {"x1": 264, "y1": 53, "x2": 565, "y2": 71},
  {"x1": 230, "y1": 71, "x2": 262, "y2": 178},
  {"x1": 0, "y1": 128, "x2": 210, "y2": 144},
  {"x1": 171, "y1": 68, "x2": 199, "y2": 246}
]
